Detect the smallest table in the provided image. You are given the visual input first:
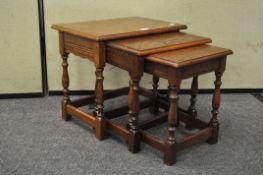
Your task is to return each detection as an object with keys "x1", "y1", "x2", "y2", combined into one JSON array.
[{"x1": 142, "y1": 45, "x2": 233, "y2": 165}]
